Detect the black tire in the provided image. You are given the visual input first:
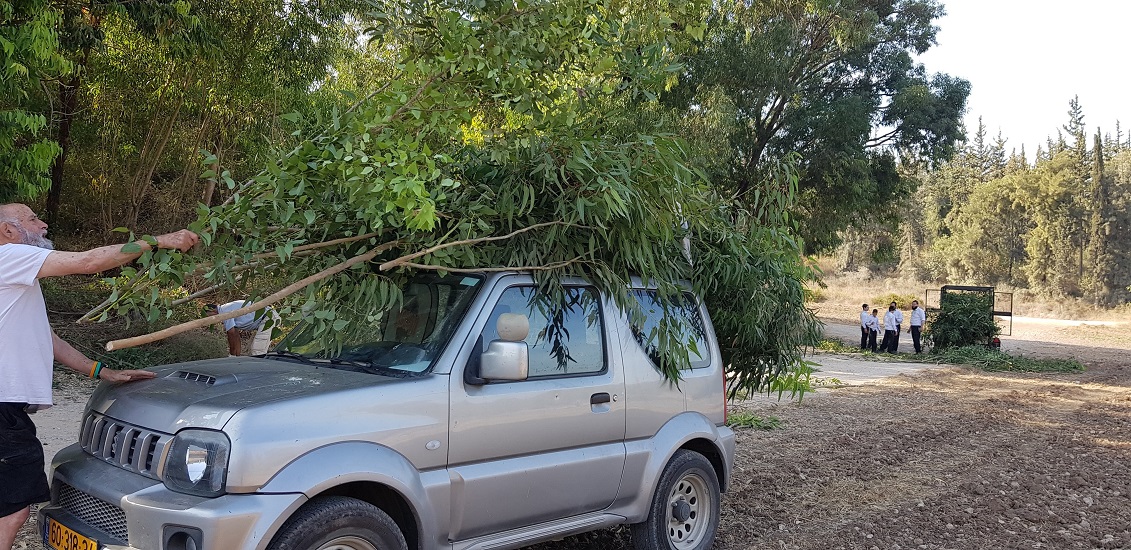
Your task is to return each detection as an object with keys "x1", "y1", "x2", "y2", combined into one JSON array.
[
  {"x1": 631, "y1": 450, "x2": 721, "y2": 550},
  {"x1": 267, "y1": 496, "x2": 408, "y2": 550}
]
